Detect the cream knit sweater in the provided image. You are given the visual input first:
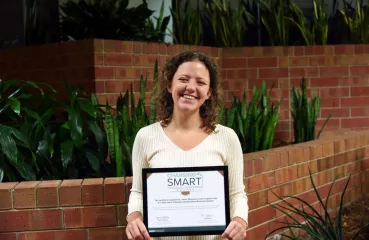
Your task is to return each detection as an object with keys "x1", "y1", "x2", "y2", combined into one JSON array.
[{"x1": 127, "y1": 122, "x2": 249, "y2": 240}]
